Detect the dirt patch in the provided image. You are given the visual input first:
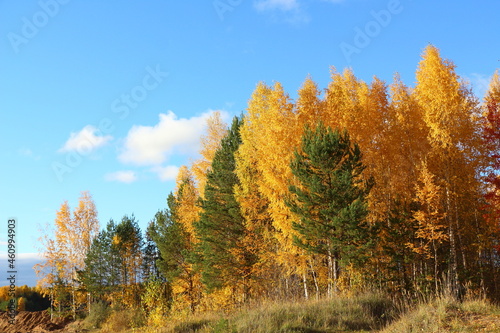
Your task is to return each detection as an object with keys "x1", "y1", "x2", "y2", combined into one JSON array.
[{"x1": 0, "y1": 311, "x2": 76, "y2": 333}]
